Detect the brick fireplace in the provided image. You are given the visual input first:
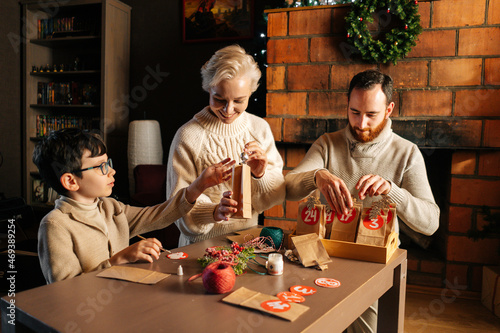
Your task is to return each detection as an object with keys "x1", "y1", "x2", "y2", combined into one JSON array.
[{"x1": 262, "y1": 0, "x2": 500, "y2": 292}]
